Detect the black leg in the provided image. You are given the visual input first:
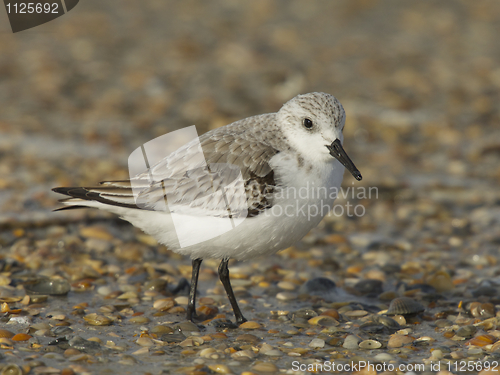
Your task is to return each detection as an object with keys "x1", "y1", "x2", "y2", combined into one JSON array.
[
  {"x1": 186, "y1": 258, "x2": 202, "y2": 322},
  {"x1": 218, "y1": 258, "x2": 247, "y2": 324}
]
